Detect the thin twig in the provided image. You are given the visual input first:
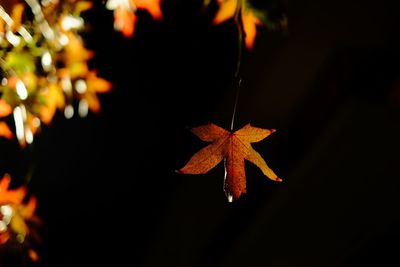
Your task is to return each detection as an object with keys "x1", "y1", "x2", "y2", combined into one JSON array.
[
  {"x1": 230, "y1": 77, "x2": 241, "y2": 131},
  {"x1": 230, "y1": 0, "x2": 245, "y2": 131}
]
